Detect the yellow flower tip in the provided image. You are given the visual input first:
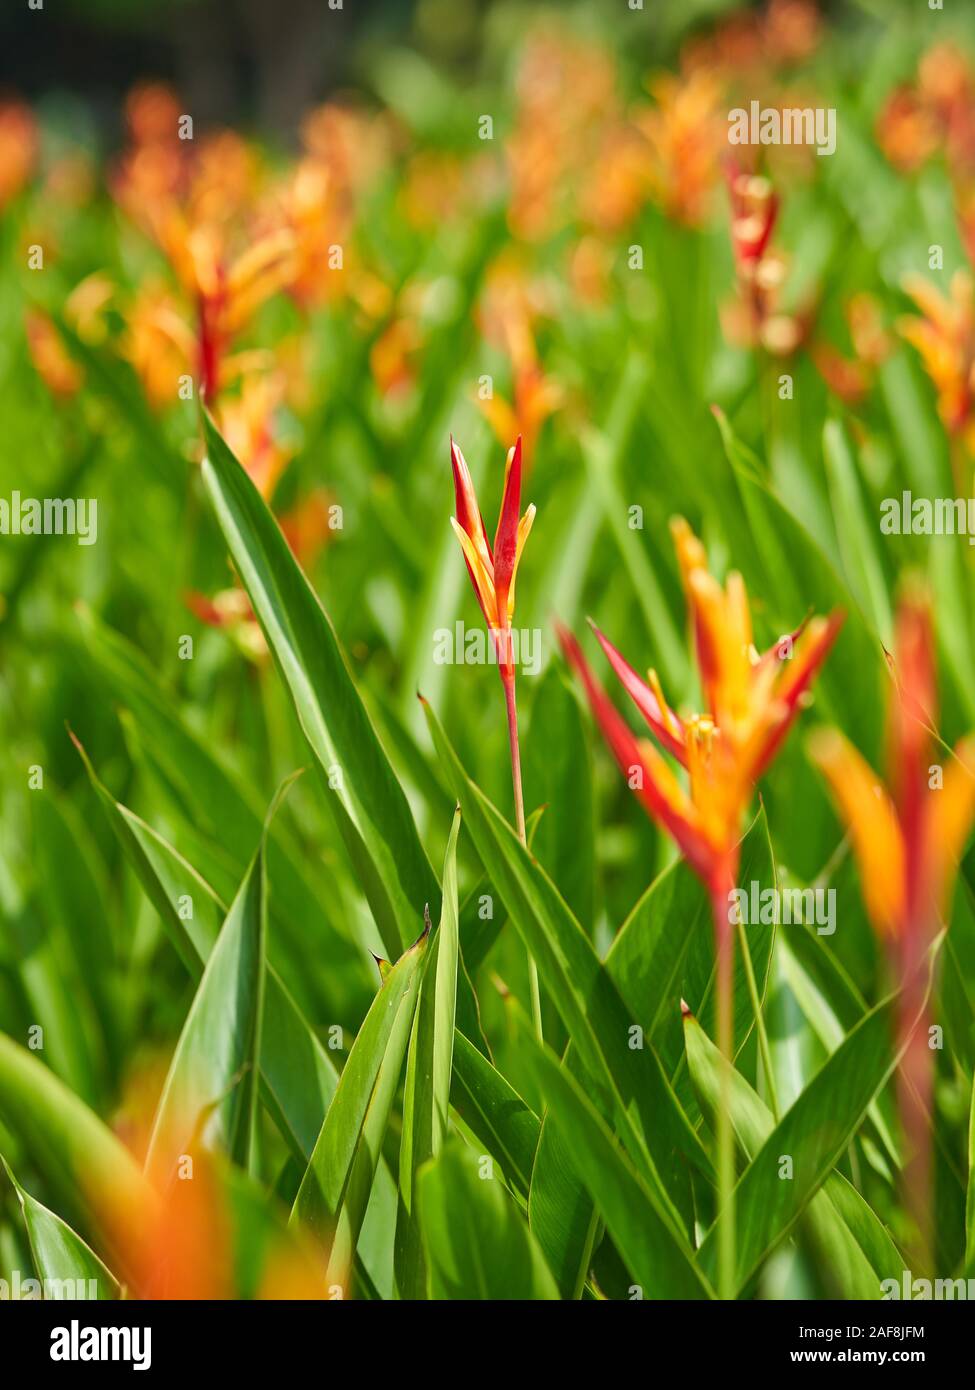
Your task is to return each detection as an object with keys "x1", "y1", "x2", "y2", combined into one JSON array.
[
  {"x1": 672, "y1": 522, "x2": 709, "y2": 586},
  {"x1": 954, "y1": 734, "x2": 975, "y2": 778},
  {"x1": 646, "y1": 667, "x2": 680, "y2": 735},
  {"x1": 669, "y1": 514, "x2": 693, "y2": 547},
  {"x1": 897, "y1": 570, "x2": 933, "y2": 615},
  {"x1": 688, "y1": 565, "x2": 724, "y2": 609}
]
